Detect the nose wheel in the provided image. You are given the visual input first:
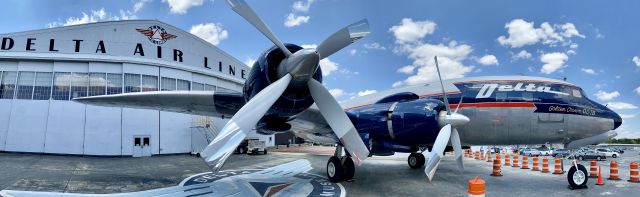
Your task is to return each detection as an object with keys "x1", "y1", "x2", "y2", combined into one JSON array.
[
  {"x1": 327, "y1": 145, "x2": 357, "y2": 182},
  {"x1": 408, "y1": 153, "x2": 426, "y2": 169}
]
